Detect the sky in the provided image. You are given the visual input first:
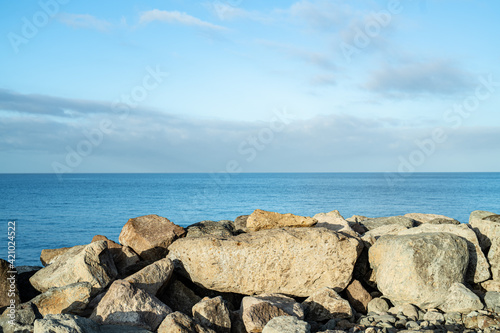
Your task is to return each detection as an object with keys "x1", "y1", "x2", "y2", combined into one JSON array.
[{"x1": 1, "y1": 0, "x2": 499, "y2": 175}]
